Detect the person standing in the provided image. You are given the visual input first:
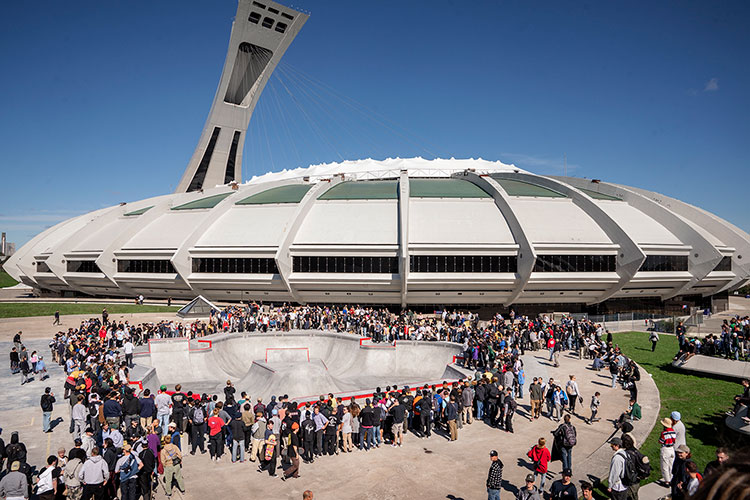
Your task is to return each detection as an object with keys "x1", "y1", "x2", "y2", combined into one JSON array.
[
  {"x1": 154, "y1": 386, "x2": 172, "y2": 436},
  {"x1": 565, "y1": 376, "x2": 580, "y2": 415},
  {"x1": 123, "y1": 339, "x2": 134, "y2": 369},
  {"x1": 553, "y1": 414, "x2": 576, "y2": 473},
  {"x1": 549, "y1": 468, "x2": 577, "y2": 500},
  {"x1": 649, "y1": 331, "x2": 659, "y2": 352},
  {"x1": 445, "y1": 396, "x2": 459, "y2": 441},
  {"x1": 0, "y1": 461, "x2": 28, "y2": 500},
  {"x1": 516, "y1": 474, "x2": 541, "y2": 500},
  {"x1": 671, "y1": 411, "x2": 686, "y2": 448},
  {"x1": 114, "y1": 444, "x2": 142, "y2": 500},
  {"x1": 529, "y1": 378, "x2": 543, "y2": 420},
  {"x1": 78, "y1": 446, "x2": 109, "y2": 500},
  {"x1": 41, "y1": 387, "x2": 56, "y2": 433},
  {"x1": 53, "y1": 311, "x2": 61, "y2": 326},
  {"x1": 486, "y1": 449, "x2": 503, "y2": 500},
  {"x1": 503, "y1": 388, "x2": 517, "y2": 433},
  {"x1": 160, "y1": 435, "x2": 185, "y2": 496},
  {"x1": 527, "y1": 438, "x2": 551, "y2": 490},
  {"x1": 607, "y1": 438, "x2": 628, "y2": 500},
  {"x1": 282, "y1": 422, "x2": 301, "y2": 480}
]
